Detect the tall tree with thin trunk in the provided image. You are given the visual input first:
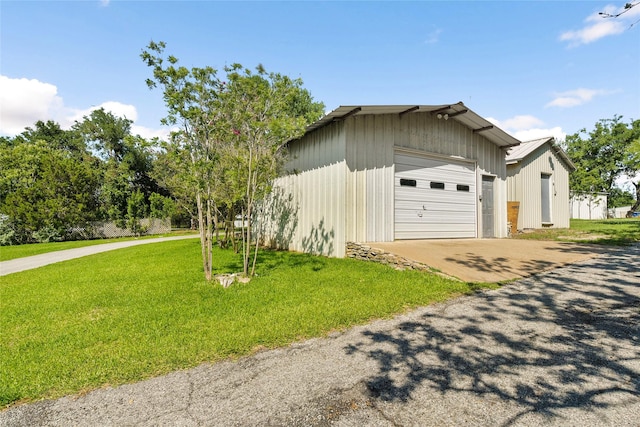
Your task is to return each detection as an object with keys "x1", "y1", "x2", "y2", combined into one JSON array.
[
  {"x1": 141, "y1": 41, "x2": 324, "y2": 280},
  {"x1": 220, "y1": 64, "x2": 317, "y2": 276},
  {"x1": 141, "y1": 41, "x2": 224, "y2": 280}
]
